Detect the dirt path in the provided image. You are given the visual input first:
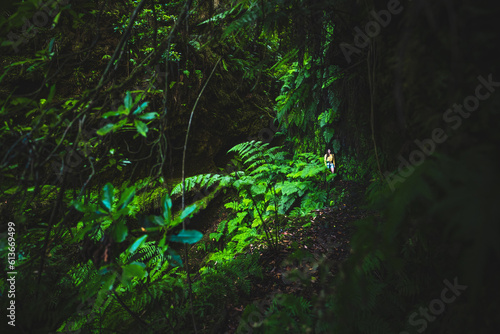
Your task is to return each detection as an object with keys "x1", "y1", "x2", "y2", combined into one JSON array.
[{"x1": 221, "y1": 180, "x2": 371, "y2": 333}]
